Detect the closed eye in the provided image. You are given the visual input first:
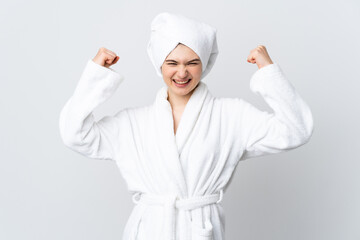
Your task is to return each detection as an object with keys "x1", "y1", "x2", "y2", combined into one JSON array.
[{"x1": 167, "y1": 63, "x2": 198, "y2": 65}]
